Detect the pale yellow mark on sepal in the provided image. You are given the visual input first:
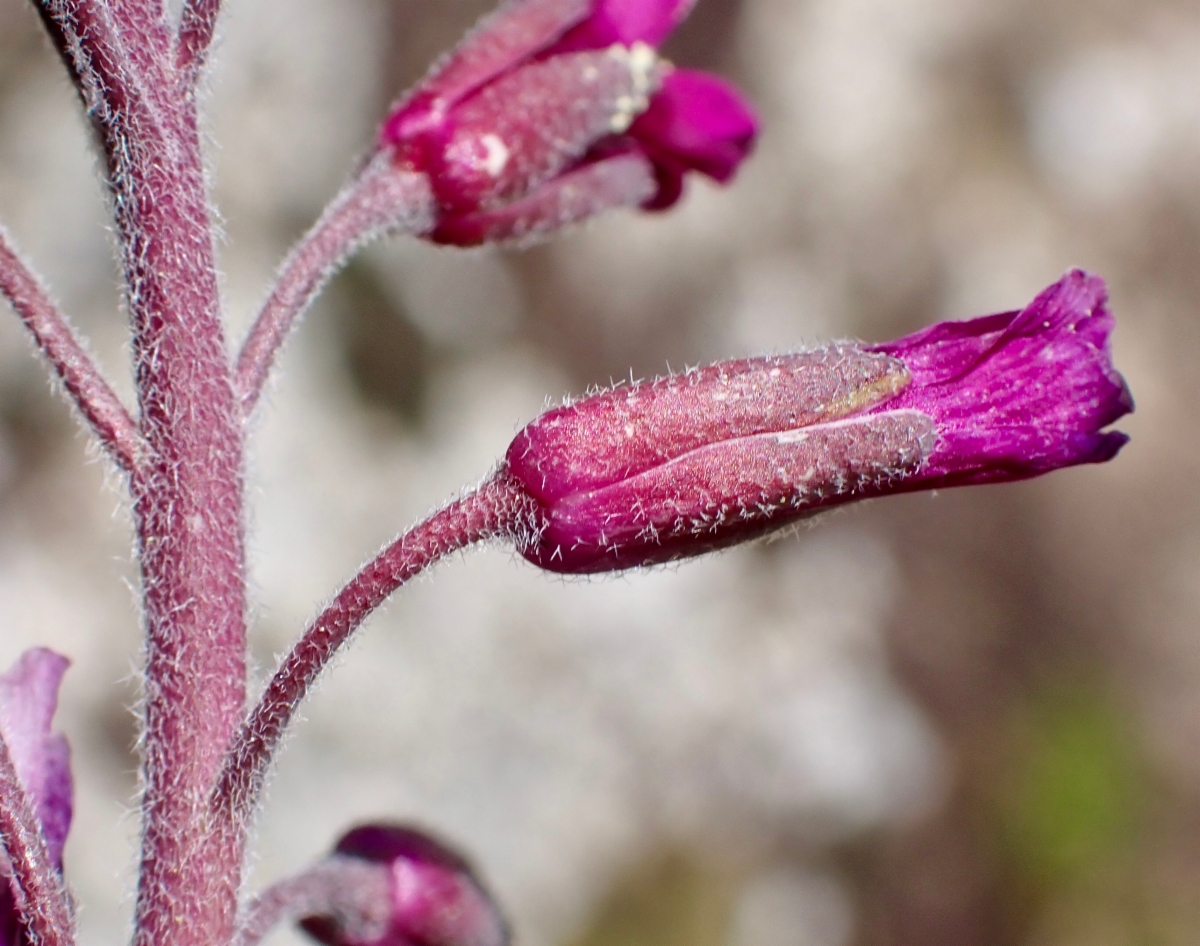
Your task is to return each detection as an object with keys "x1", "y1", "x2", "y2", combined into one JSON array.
[{"x1": 606, "y1": 41, "x2": 661, "y2": 132}]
